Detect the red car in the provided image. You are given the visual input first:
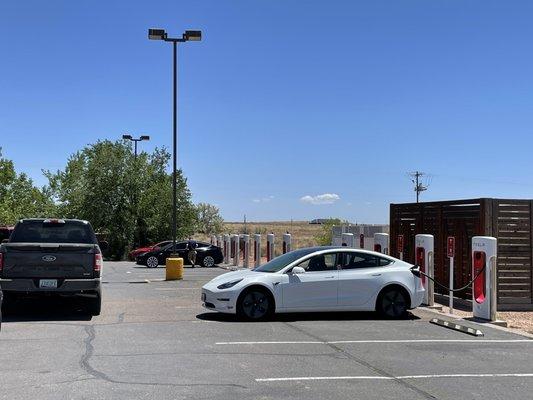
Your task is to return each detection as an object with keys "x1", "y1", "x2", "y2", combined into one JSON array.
[{"x1": 128, "y1": 240, "x2": 172, "y2": 260}]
